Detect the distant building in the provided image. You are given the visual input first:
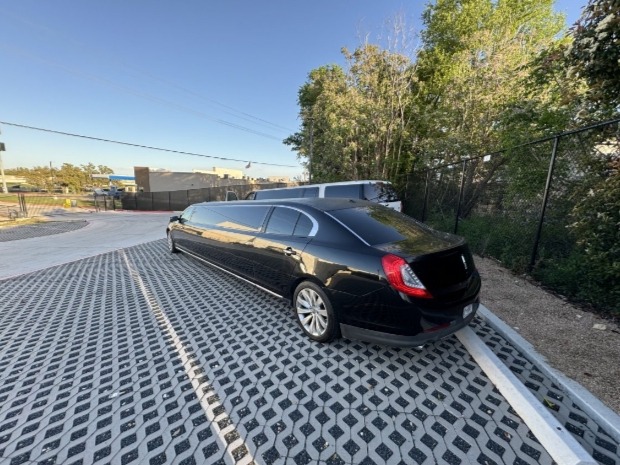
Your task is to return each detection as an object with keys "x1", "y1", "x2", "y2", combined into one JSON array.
[
  {"x1": 134, "y1": 166, "x2": 250, "y2": 192},
  {"x1": 268, "y1": 176, "x2": 290, "y2": 183},
  {"x1": 193, "y1": 167, "x2": 244, "y2": 179}
]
